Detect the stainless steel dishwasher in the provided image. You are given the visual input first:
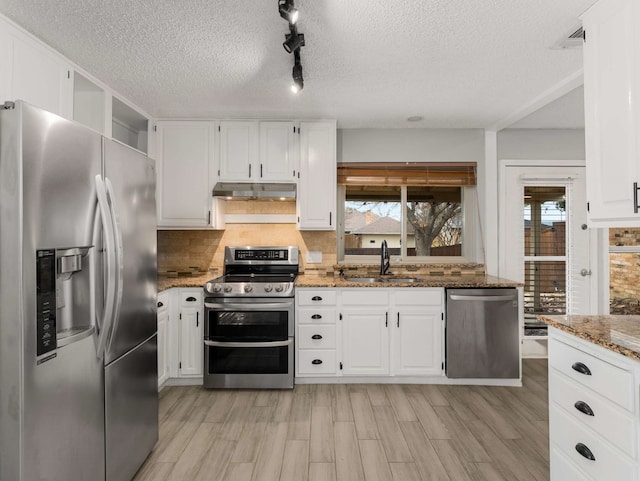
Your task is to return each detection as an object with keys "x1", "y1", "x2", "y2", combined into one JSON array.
[{"x1": 445, "y1": 288, "x2": 519, "y2": 379}]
